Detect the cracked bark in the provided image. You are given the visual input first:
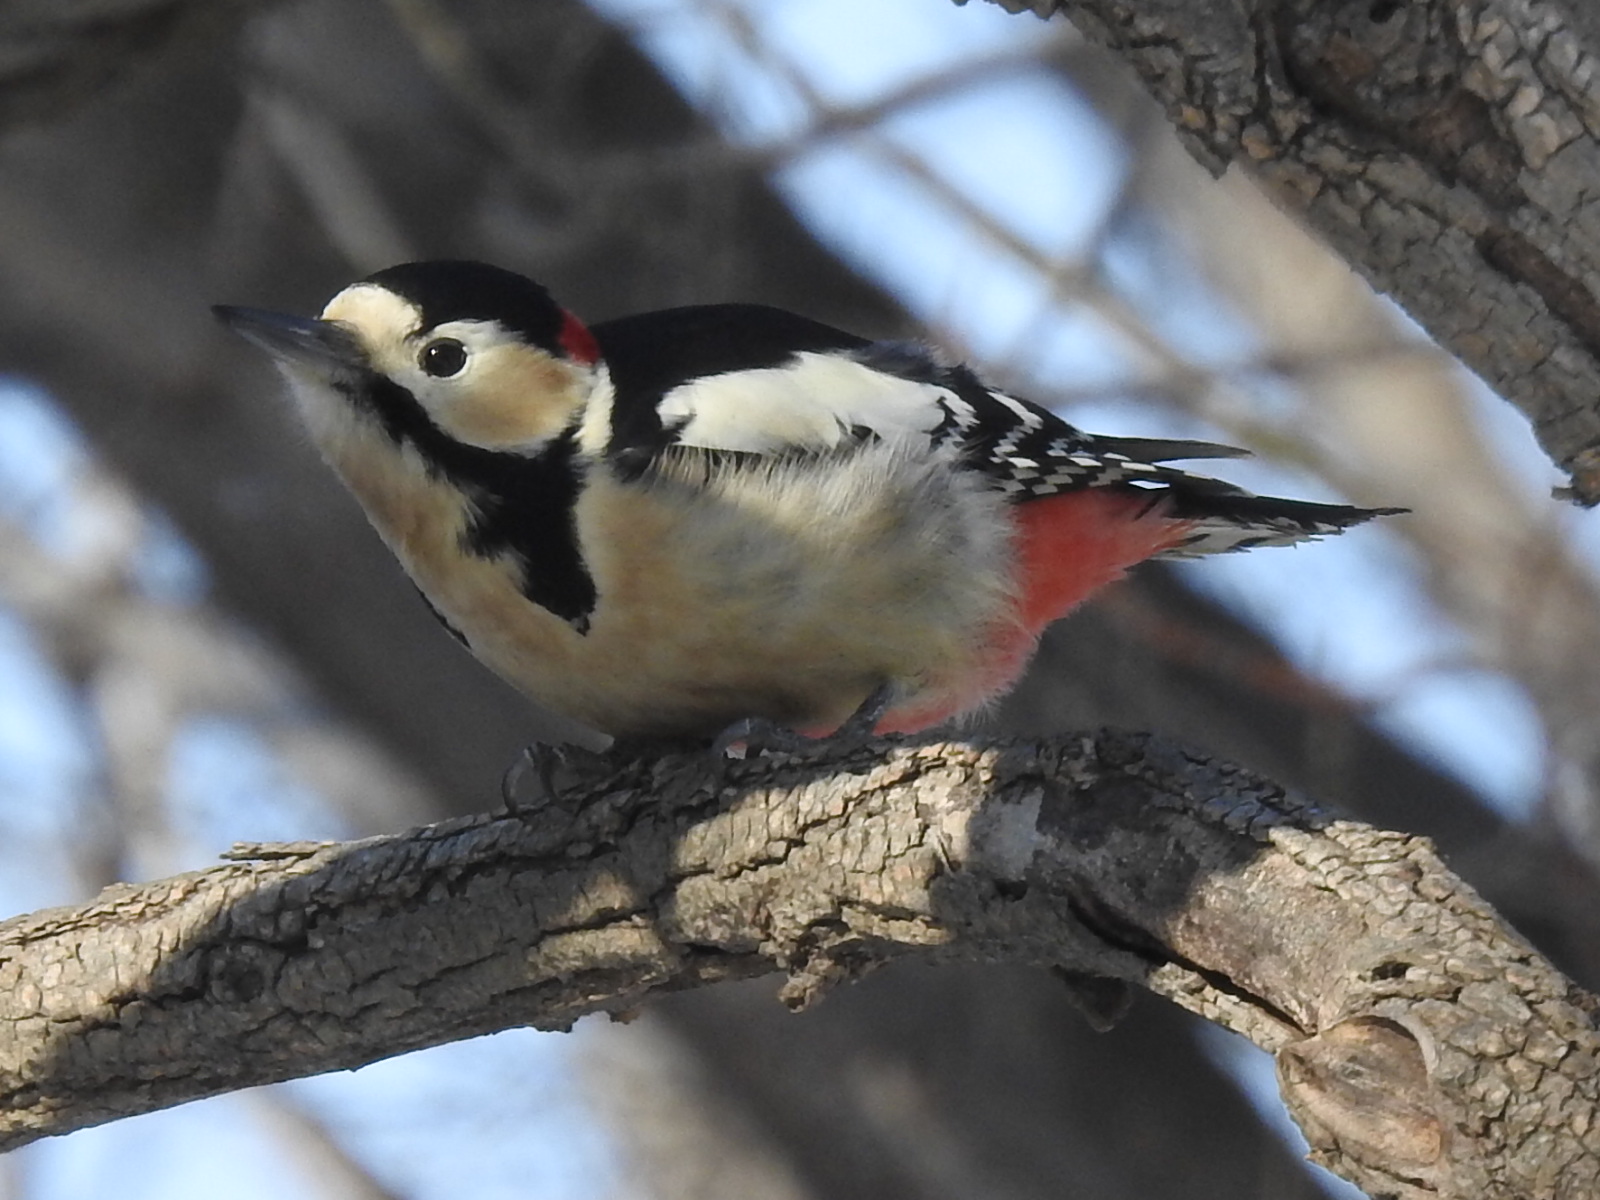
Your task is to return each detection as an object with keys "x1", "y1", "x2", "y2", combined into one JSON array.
[
  {"x1": 991, "y1": 0, "x2": 1600, "y2": 502},
  {"x1": 1, "y1": 731, "x2": 1594, "y2": 1200}
]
